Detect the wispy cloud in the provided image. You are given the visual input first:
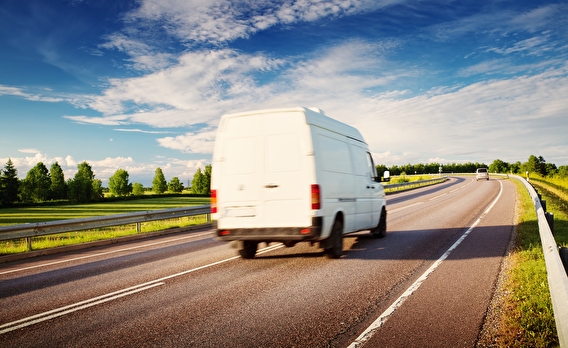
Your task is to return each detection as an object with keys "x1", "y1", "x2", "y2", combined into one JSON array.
[
  {"x1": 0, "y1": 85, "x2": 64, "y2": 103},
  {"x1": 18, "y1": 148, "x2": 41, "y2": 154},
  {"x1": 114, "y1": 128, "x2": 174, "y2": 134},
  {"x1": 126, "y1": 0, "x2": 398, "y2": 45}
]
